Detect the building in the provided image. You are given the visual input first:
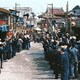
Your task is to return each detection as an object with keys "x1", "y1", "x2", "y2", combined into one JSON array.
[
  {"x1": 69, "y1": 5, "x2": 80, "y2": 40},
  {"x1": 0, "y1": 8, "x2": 10, "y2": 41},
  {"x1": 16, "y1": 7, "x2": 32, "y2": 17},
  {"x1": 71, "y1": 5, "x2": 80, "y2": 17},
  {"x1": 9, "y1": 9, "x2": 20, "y2": 29},
  {"x1": 0, "y1": 8, "x2": 9, "y2": 25},
  {"x1": 38, "y1": 7, "x2": 65, "y2": 33}
]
